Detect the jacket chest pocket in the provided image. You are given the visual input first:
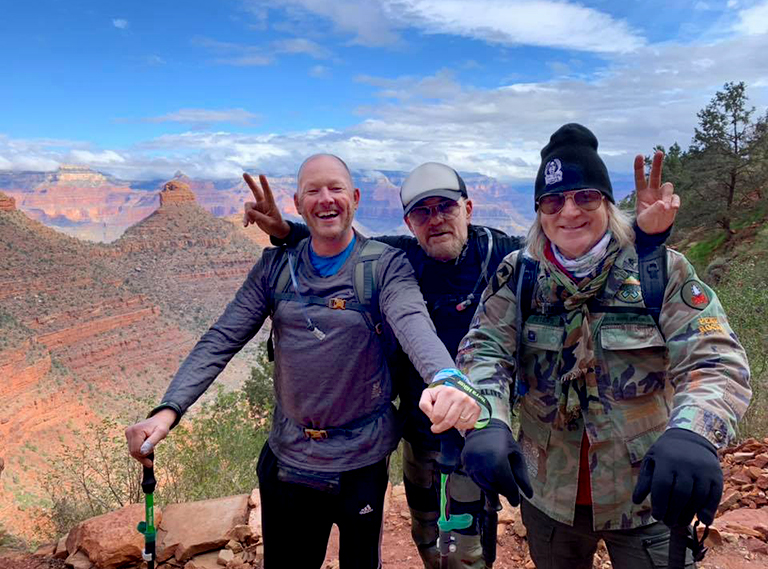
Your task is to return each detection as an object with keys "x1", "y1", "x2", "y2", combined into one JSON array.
[
  {"x1": 599, "y1": 319, "x2": 668, "y2": 401},
  {"x1": 520, "y1": 316, "x2": 563, "y2": 416}
]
